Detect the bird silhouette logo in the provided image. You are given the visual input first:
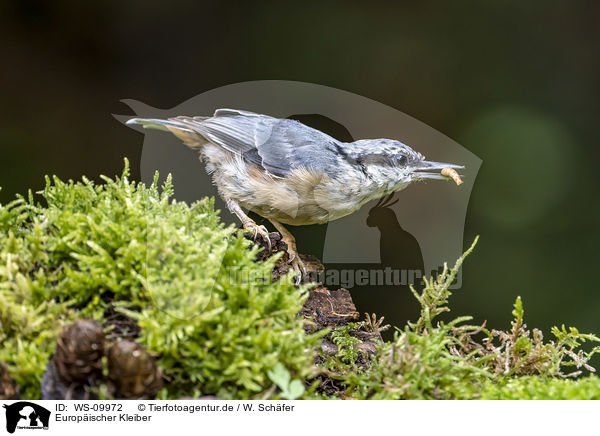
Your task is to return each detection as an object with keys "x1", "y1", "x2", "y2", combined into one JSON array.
[
  {"x1": 115, "y1": 80, "x2": 481, "y2": 293},
  {"x1": 2, "y1": 402, "x2": 51, "y2": 433},
  {"x1": 367, "y1": 193, "x2": 424, "y2": 278}
]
